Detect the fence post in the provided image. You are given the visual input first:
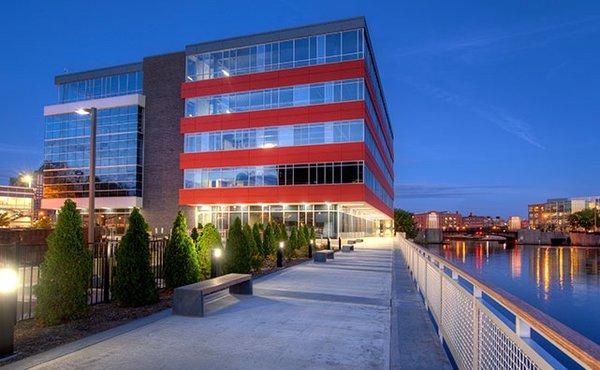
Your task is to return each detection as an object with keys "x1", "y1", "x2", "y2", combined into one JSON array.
[{"x1": 102, "y1": 242, "x2": 110, "y2": 303}]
